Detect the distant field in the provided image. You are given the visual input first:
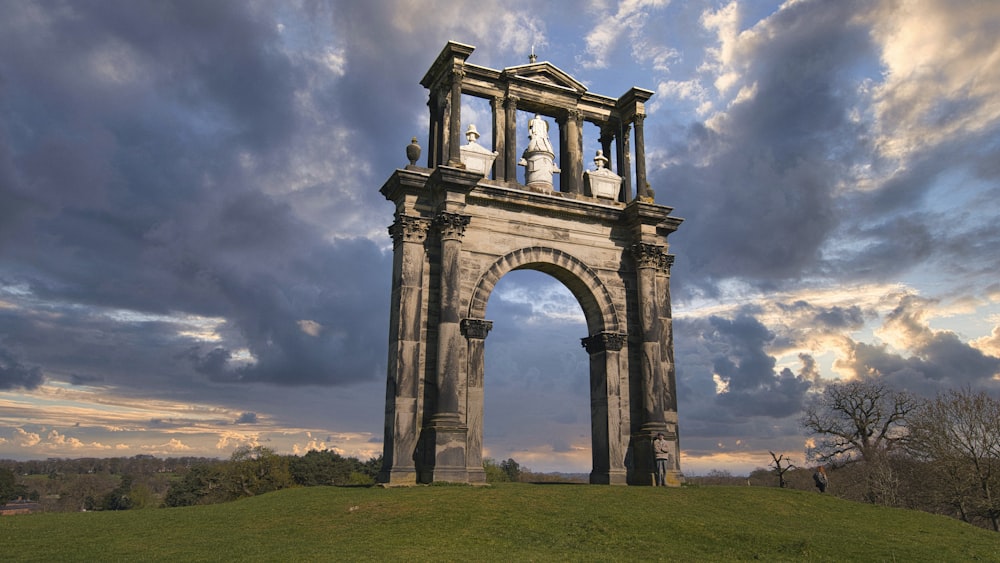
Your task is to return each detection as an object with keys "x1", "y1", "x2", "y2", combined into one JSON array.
[{"x1": 1, "y1": 484, "x2": 997, "y2": 561}]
